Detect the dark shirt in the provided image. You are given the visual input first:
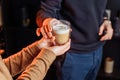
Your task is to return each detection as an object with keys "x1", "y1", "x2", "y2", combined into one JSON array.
[{"x1": 37, "y1": 0, "x2": 107, "y2": 53}]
